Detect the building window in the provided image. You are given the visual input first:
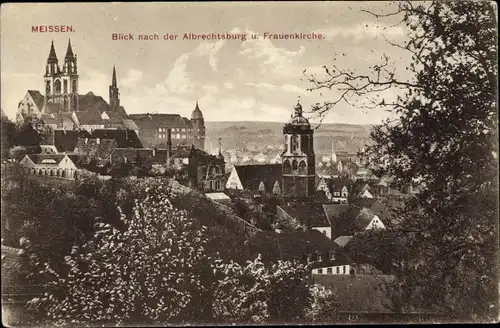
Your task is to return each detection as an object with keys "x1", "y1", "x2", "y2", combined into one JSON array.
[
  {"x1": 318, "y1": 268, "x2": 323, "y2": 274},
  {"x1": 291, "y1": 135, "x2": 299, "y2": 152},
  {"x1": 330, "y1": 252, "x2": 335, "y2": 260},
  {"x1": 283, "y1": 160, "x2": 291, "y2": 174},
  {"x1": 334, "y1": 192, "x2": 340, "y2": 196},
  {"x1": 336, "y1": 267, "x2": 340, "y2": 274},
  {"x1": 340, "y1": 266, "x2": 344, "y2": 274},
  {"x1": 327, "y1": 268, "x2": 333, "y2": 274},
  {"x1": 318, "y1": 254, "x2": 322, "y2": 262},
  {"x1": 176, "y1": 133, "x2": 181, "y2": 139},
  {"x1": 322, "y1": 230, "x2": 327, "y2": 235}
]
